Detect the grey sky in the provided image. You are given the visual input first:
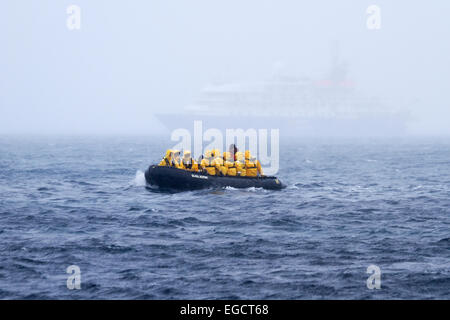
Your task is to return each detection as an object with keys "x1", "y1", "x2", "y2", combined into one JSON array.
[{"x1": 1, "y1": 1, "x2": 449, "y2": 135}]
